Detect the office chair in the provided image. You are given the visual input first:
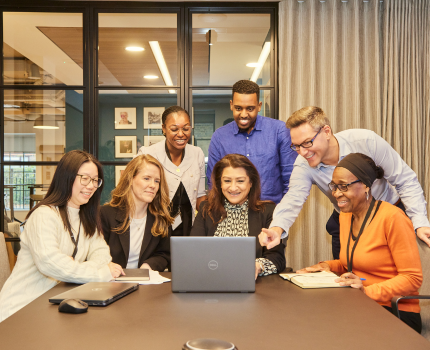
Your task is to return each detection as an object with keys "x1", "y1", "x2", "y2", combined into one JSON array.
[
  {"x1": 0, "y1": 233, "x2": 11, "y2": 291},
  {"x1": 391, "y1": 237, "x2": 430, "y2": 340}
]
